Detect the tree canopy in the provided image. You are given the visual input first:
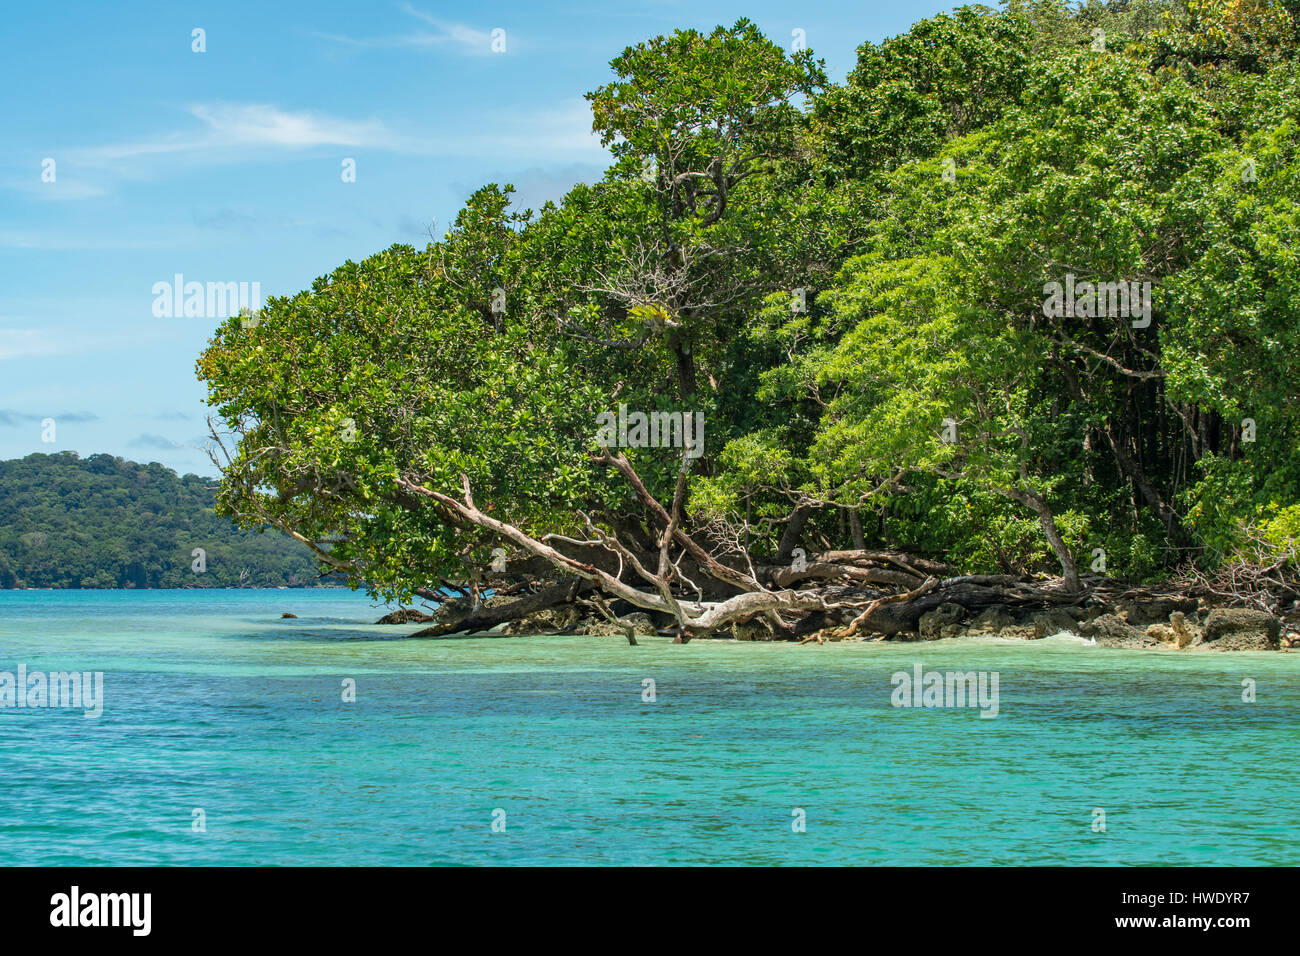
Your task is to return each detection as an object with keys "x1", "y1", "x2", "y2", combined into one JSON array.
[{"x1": 198, "y1": 2, "x2": 1300, "y2": 636}]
